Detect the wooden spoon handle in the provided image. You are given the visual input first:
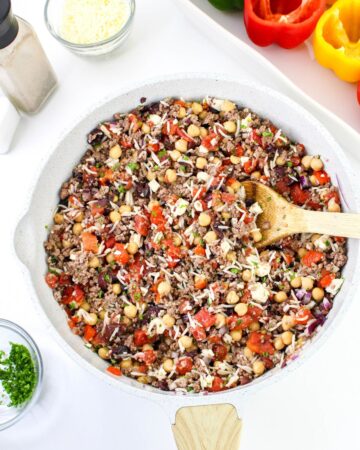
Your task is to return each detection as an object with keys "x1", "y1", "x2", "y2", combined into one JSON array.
[
  {"x1": 298, "y1": 211, "x2": 360, "y2": 238},
  {"x1": 172, "y1": 404, "x2": 242, "y2": 450}
]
